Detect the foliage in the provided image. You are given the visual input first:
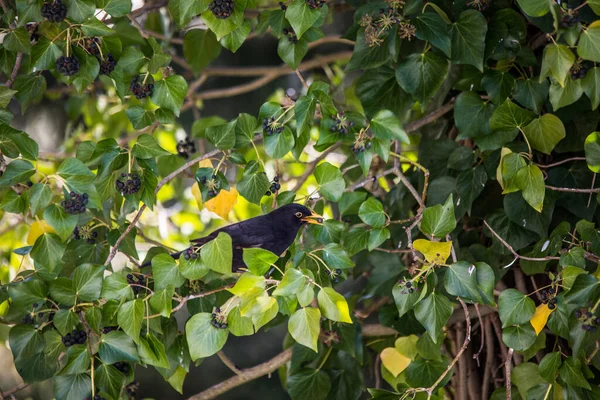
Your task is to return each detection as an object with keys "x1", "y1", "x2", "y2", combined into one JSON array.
[{"x1": 1, "y1": 0, "x2": 600, "y2": 398}]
